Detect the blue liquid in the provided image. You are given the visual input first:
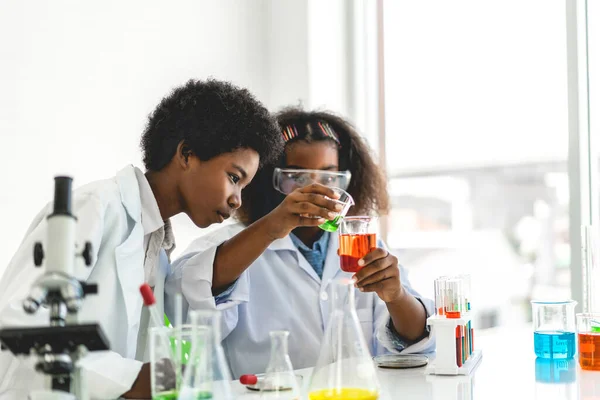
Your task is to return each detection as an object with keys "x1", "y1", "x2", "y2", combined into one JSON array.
[
  {"x1": 533, "y1": 331, "x2": 576, "y2": 359},
  {"x1": 535, "y1": 357, "x2": 576, "y2": 383}
]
